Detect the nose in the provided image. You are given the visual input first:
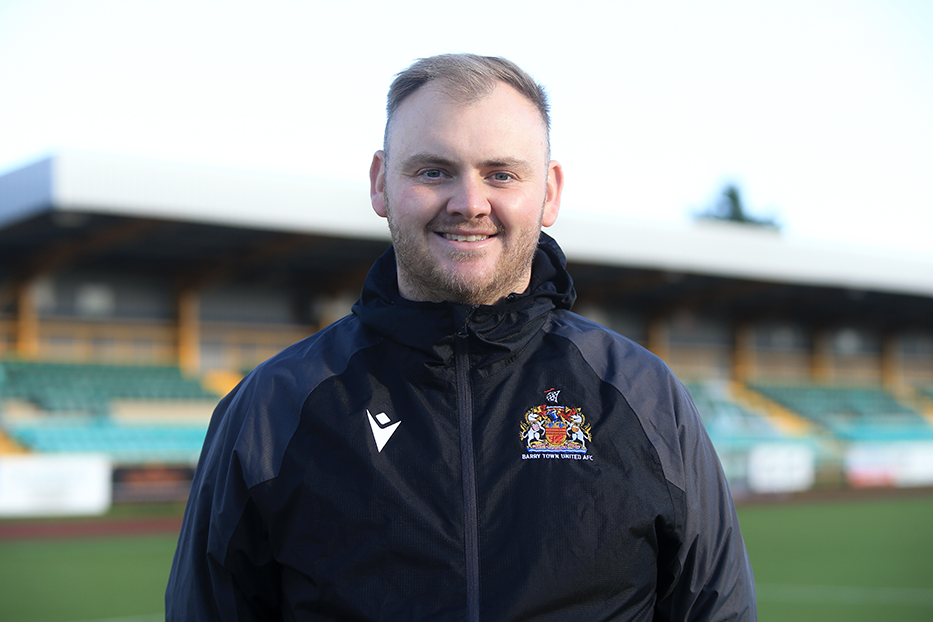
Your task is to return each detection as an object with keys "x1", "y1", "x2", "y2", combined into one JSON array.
[{"x1": 446, "y1": 175, "x2": 491, "y2": 219}]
